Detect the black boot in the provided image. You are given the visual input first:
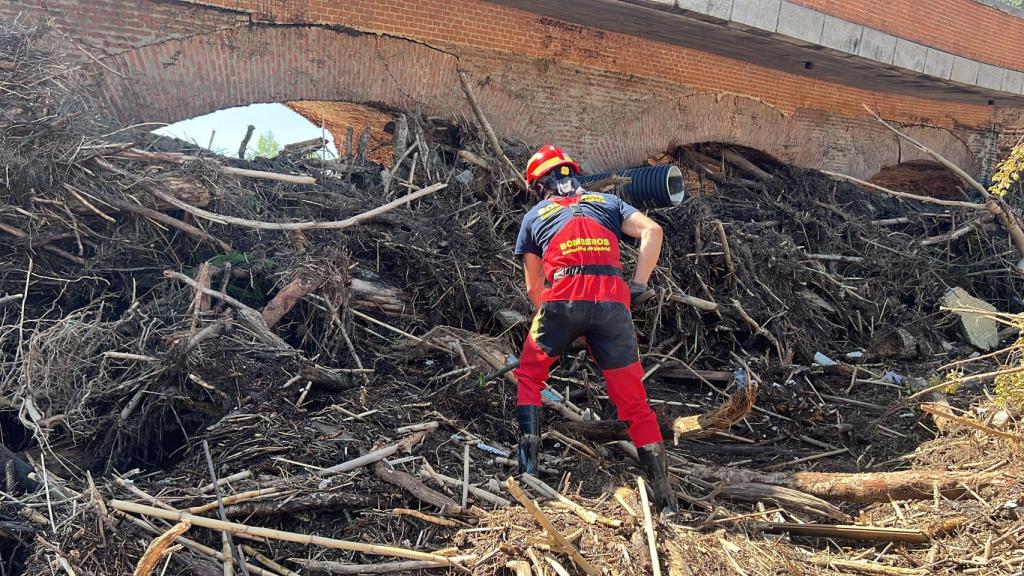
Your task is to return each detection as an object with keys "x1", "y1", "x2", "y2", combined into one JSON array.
[
  {"x1": 638, "y1": 442, "x2": 678, "y2": 514},
  {"x1": 516, "y1": 405, "x2": 543, "y2": 476}
]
